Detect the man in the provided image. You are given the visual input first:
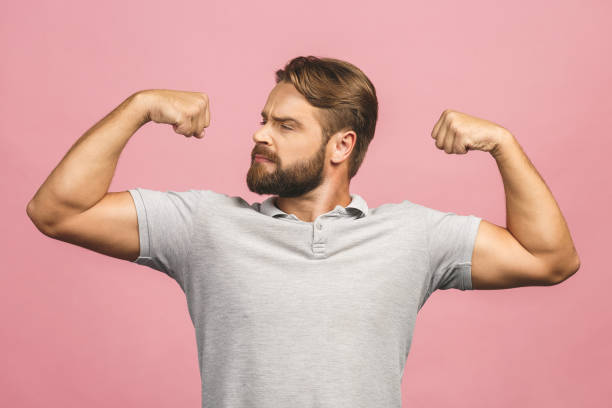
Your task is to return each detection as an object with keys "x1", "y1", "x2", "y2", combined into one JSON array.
[{"x1": 26, "y1": 56, "x2": 580, "y2": 407}]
